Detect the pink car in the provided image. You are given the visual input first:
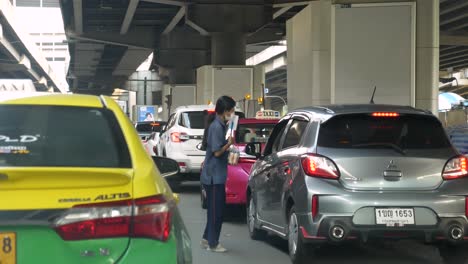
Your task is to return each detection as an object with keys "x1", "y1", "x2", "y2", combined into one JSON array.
[{"x1": 201, "y1": 117, "x2": 278, "y2": 208}]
